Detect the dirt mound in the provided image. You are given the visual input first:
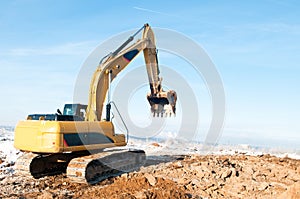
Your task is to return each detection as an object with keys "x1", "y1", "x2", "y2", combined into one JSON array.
[
  {"x1": 278, "y1": 181, "x2": 300, "y2": 199},
  {"x1": 77, "y1": 174, "x2": 190, "y2": 199}
]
